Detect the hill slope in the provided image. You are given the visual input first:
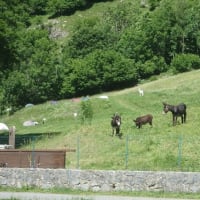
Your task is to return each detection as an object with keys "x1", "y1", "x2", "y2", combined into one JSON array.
[{"x1": 1, "y1": 70, "x2": 200, "y2": 171}]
